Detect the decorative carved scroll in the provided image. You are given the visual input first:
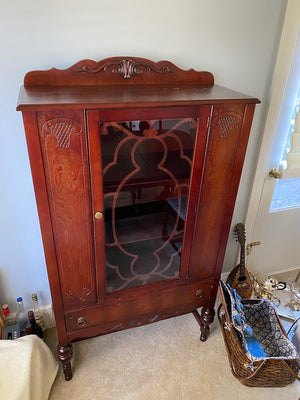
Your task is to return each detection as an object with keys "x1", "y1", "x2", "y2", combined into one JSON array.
[
  {"x1": 107, "y1": 308, "x2": 186, "y2": 331},
  {"x1": 75, "y1": 58, "x2": 173, "y2": 79},
  {"x1": 212, "y1": 112, "x2": 242, "y2": 138},
  {"x1": 24, "y1": 56, "x2": 214, "y2": 86},
  {"x1": 41, "y1": 118, "x2": 82, "y2": 148}
]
